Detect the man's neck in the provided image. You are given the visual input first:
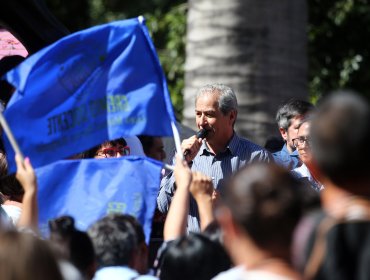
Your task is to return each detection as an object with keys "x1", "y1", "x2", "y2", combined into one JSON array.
[{"x1": 286, "y1": 143, "x2": 295, "y2": 154}]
